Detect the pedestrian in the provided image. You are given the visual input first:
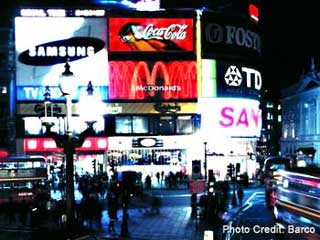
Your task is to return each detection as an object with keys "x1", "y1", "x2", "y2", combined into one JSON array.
[
  {"x1": 18, "y1": 200, "x2": 29, "y2": 226},
  {"x1": 151, "y1": 195, "x2": 161, "y2": 214},
  {"x1": 107, "y1": 189, "x2": 118, "y2": 233},
  {"x1": 161, "y1": 171, "x2": 165, "y2": 182},
  {"x1": 191, "y1": 193, "x2": 197, "y2": 218},
  {"x1": 156, "y1": 172, "x2": 160, "y2": 185},
  {"x1": 237, "y1": 186, "x2": 244, "y2": 205},
  {"x1": 145, "y1": 175, "x2": 152, "y2": 189}
]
